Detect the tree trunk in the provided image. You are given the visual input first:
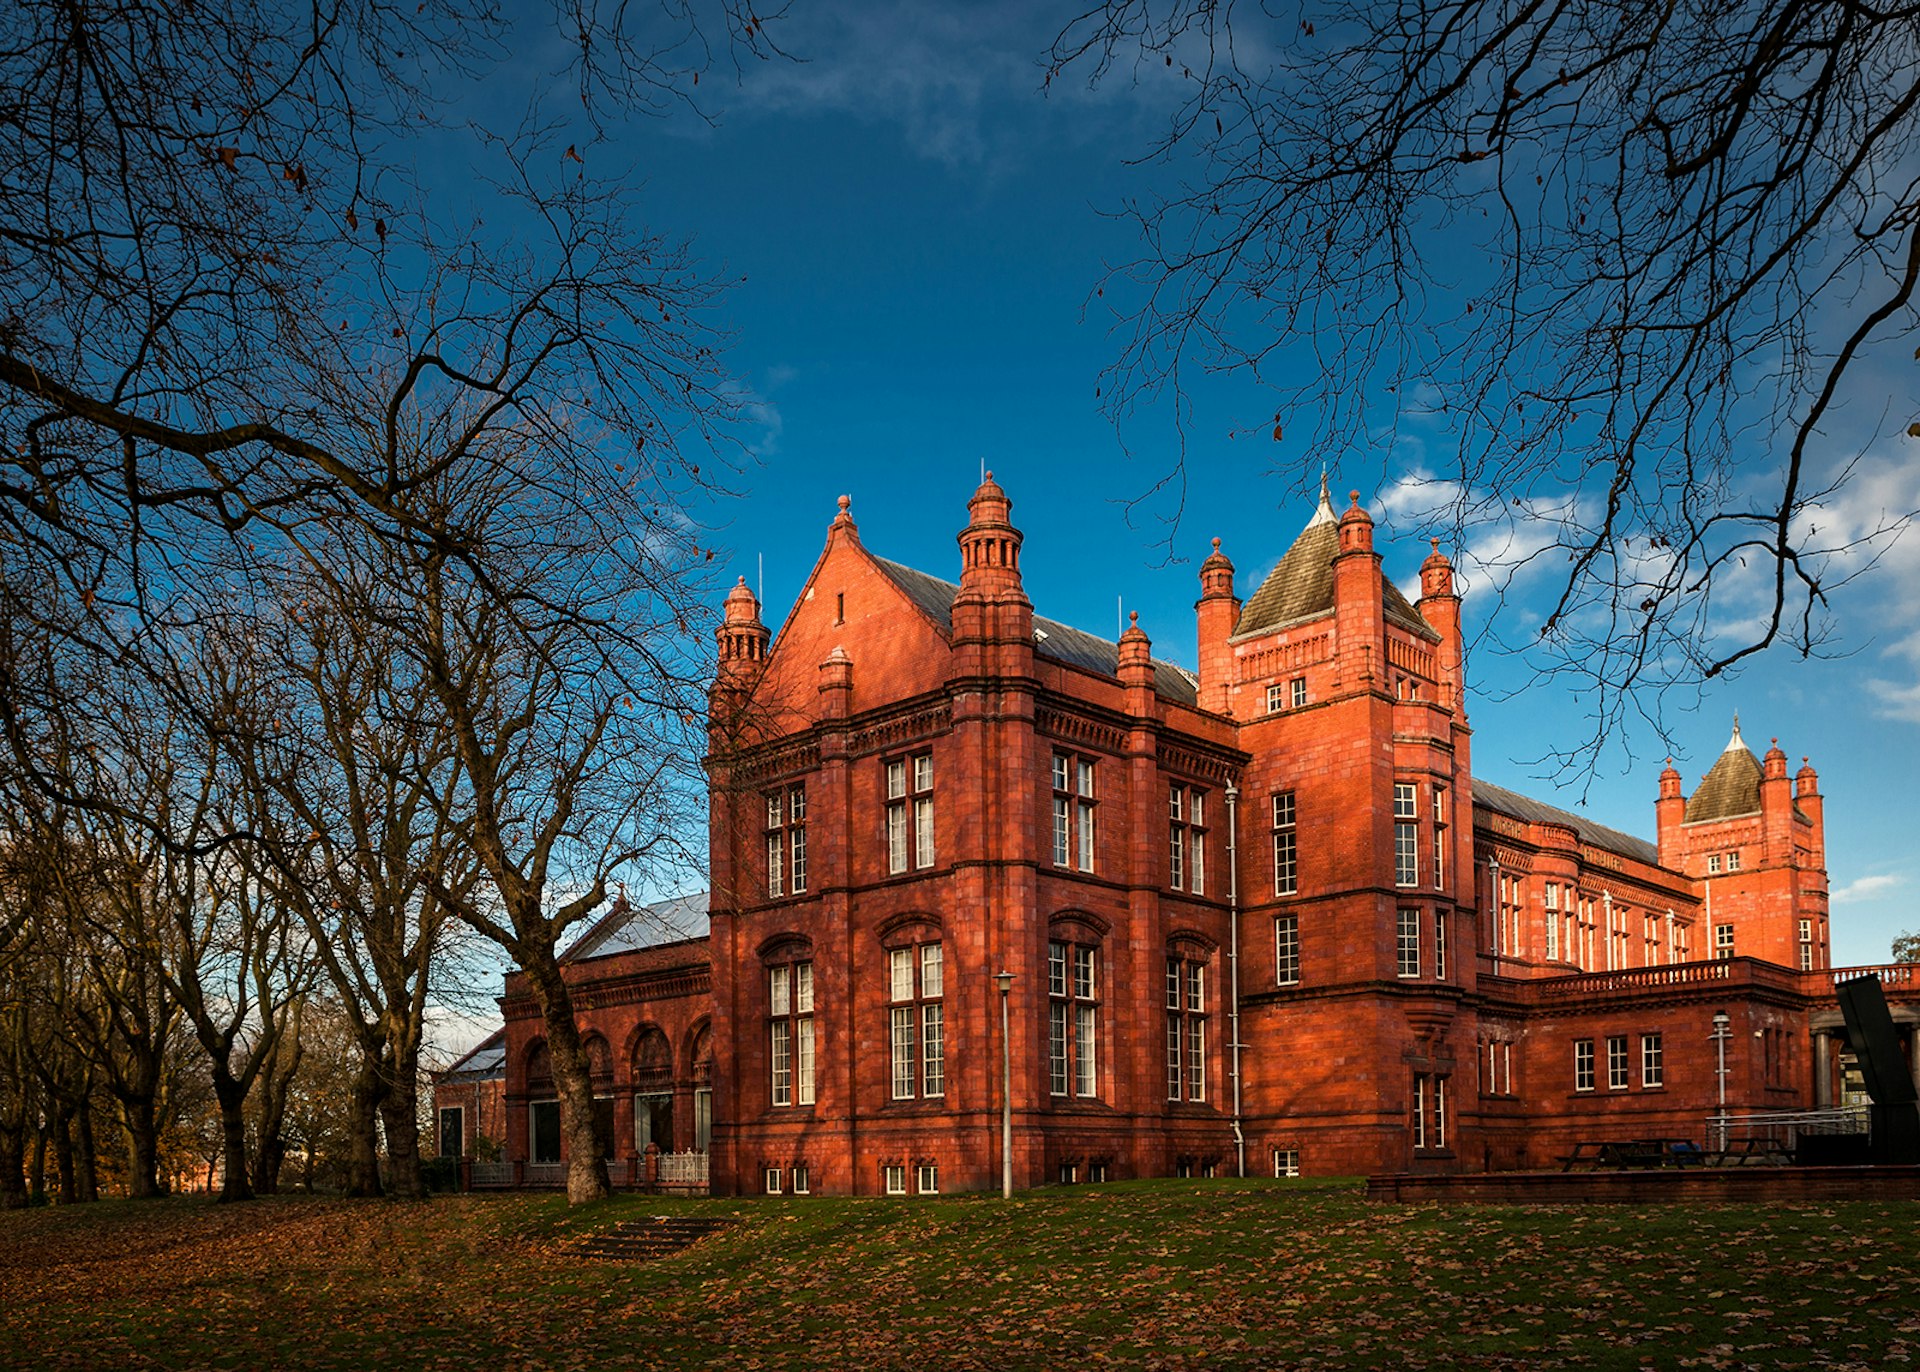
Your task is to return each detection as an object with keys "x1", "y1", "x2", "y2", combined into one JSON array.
[
  {"x1": 524, "y1": 956, "x2": 608, "y2": 1204},
  {"x1": 213, "y1": 1075, "x2": 252, "y2": 1202},
  {"x1": 73, "y1": 1100, "x2": 99, "y2": 1203},
  {"x1": 119, "y1": 1096, "x2": 164, "y2": 1199},
  {"x1": 342, "y1": 1046, "x2": 386, "y2": 1198},
  {"x1": 0, "y1": 1124, "x2": 26, "y2": 1209},
  {"x1": 51, "y1": 1109, "x2": 76, "y2": 1204},
  {"x1": 28, "y1": 1120, "x2": 47, "y2": 1202},
  {"x1": 378, "y1": 1062, "x2": 427, "y2": 1202}
]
